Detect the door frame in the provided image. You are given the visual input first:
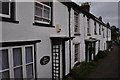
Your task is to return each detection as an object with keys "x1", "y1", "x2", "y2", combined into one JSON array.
[
  {"x1": 85, "y1": 41, "x2": 96, "y2": 62},
  {"x1": 62, "y1": 41, "x2": 65, "y2": 80}
]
